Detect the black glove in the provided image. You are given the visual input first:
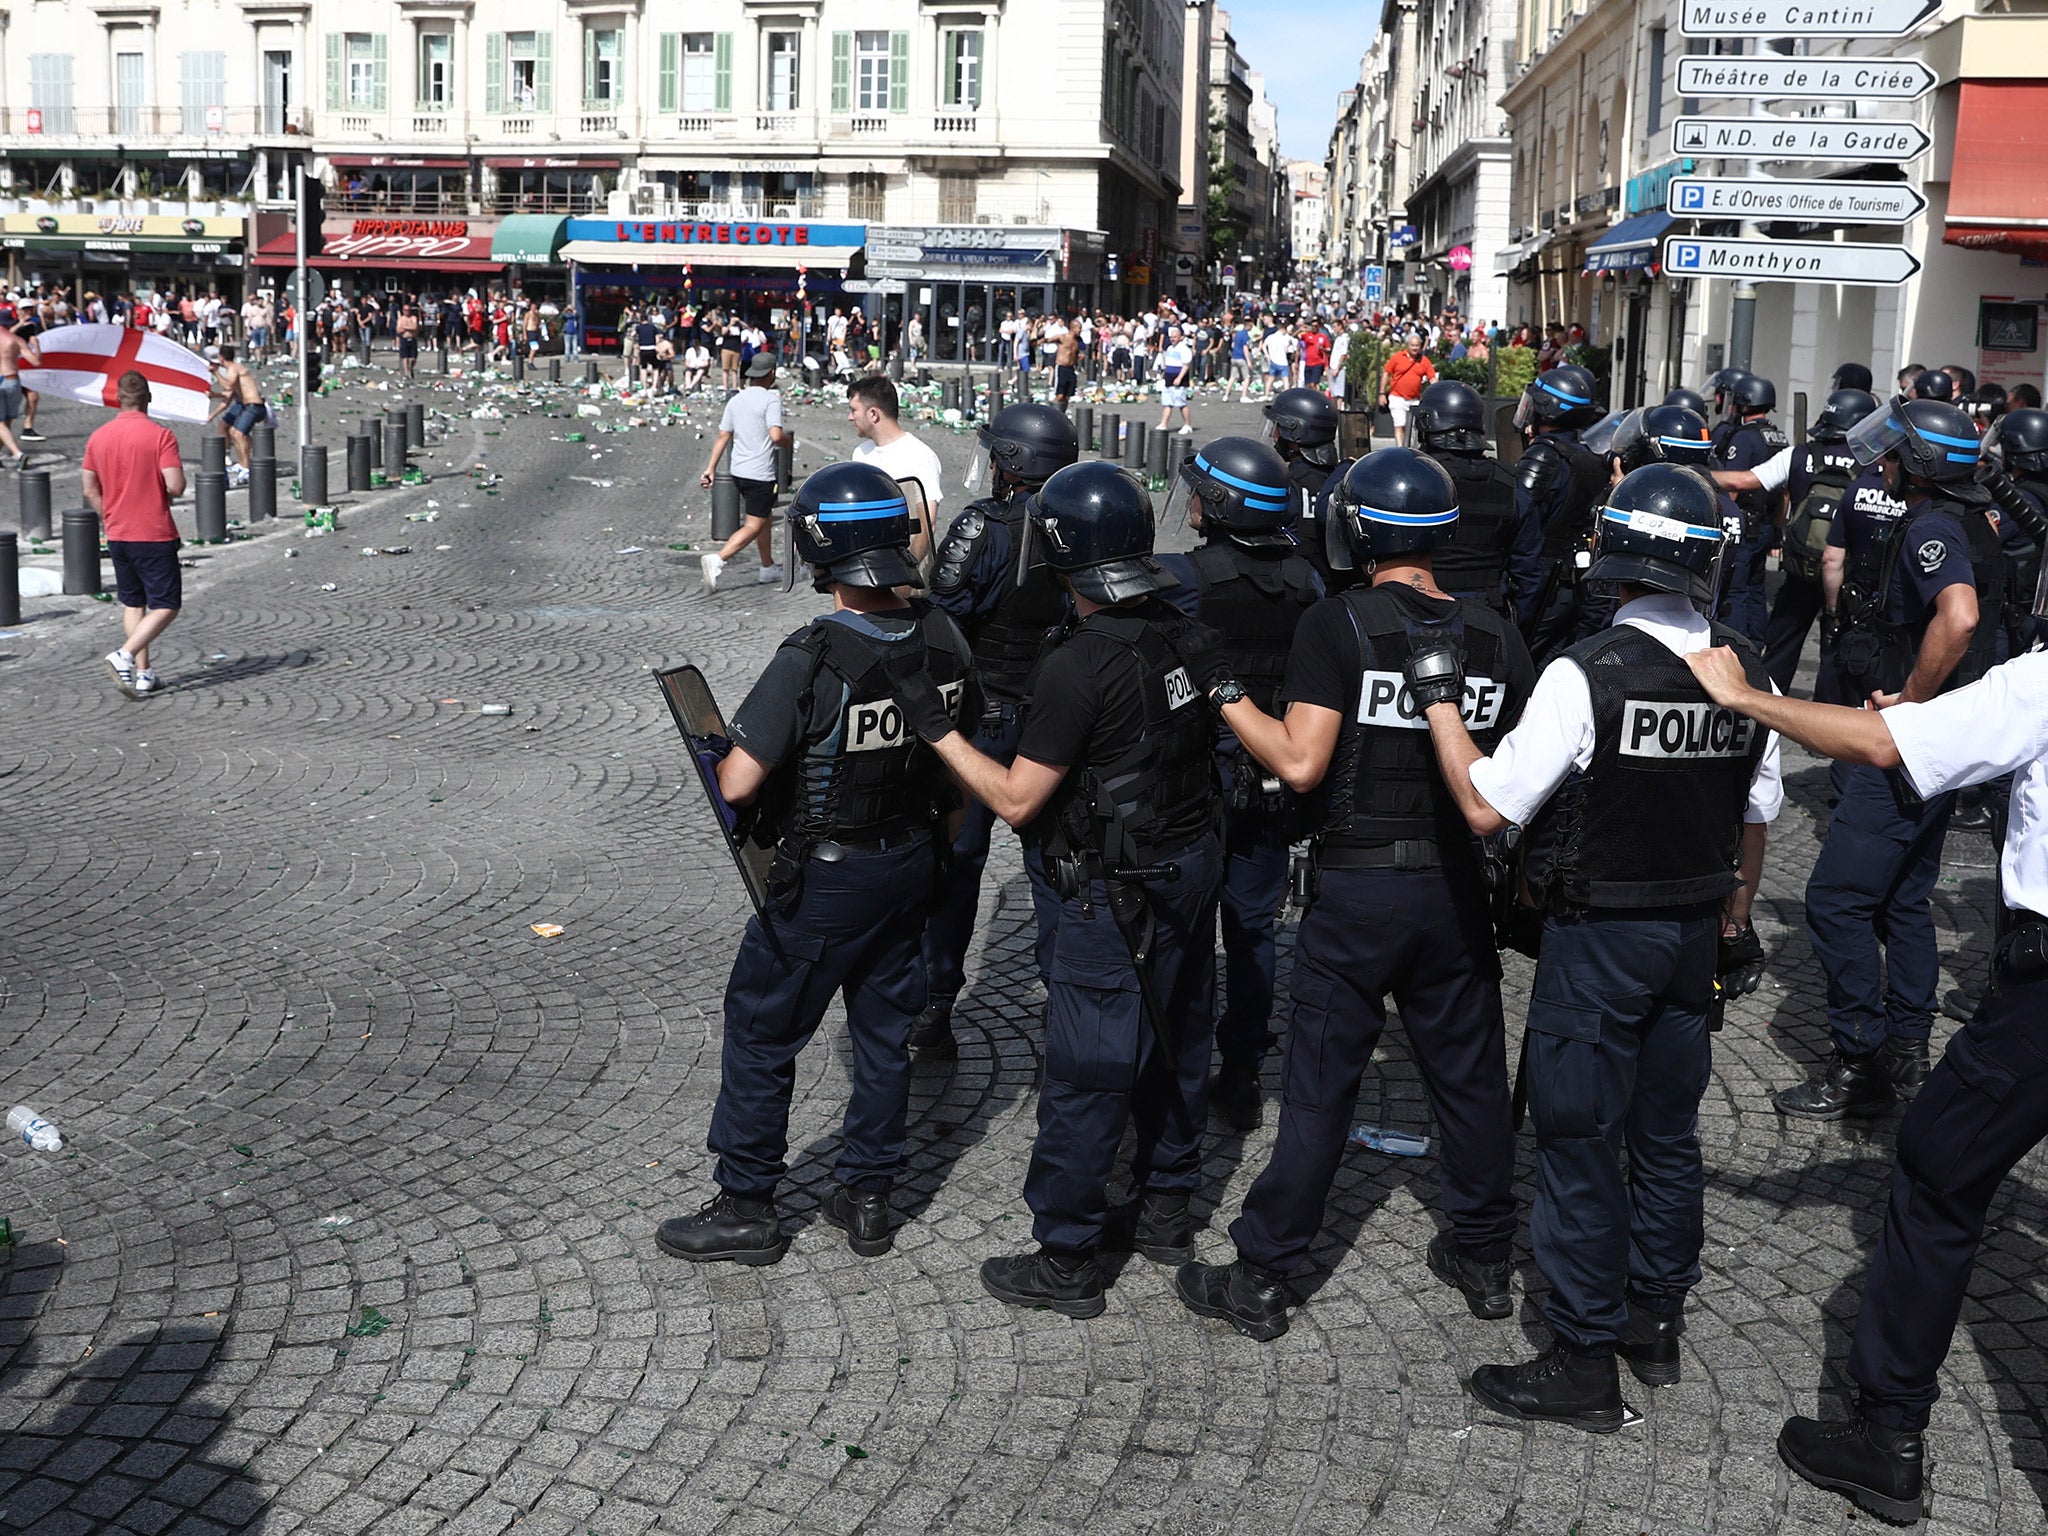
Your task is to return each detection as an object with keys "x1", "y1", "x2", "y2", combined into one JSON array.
[
  {"x1": 1403, "y1": 630, "x2": 1466, "y2": 712},
  {"x1": 1718, "y1": 923, "x2": 1766, "y2": 1000},
  {"x1": 1178, "y1": 622, "x2": 1240, "y2": 698},
  {"x1": 881, "y1": 648, "x2": 957, "y2": 745}
]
